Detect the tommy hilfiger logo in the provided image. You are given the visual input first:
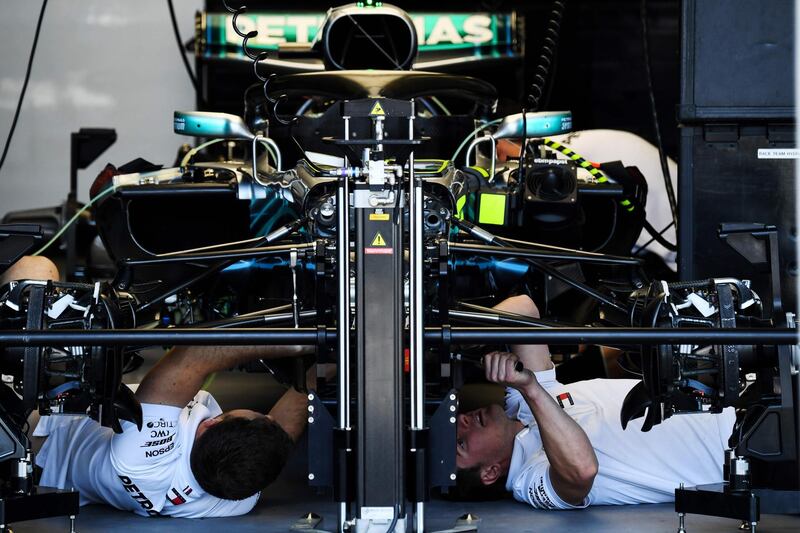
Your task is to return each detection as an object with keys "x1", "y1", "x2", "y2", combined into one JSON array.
[
  {"x1": 167, "y1": 486, "x2": 193, "y2": 505},
  {"x1": 556, "y1": 392, "x2": 574, "y2": 408},
  {"x1": 168, "y1": 488, "x2": 186, "y2": 505}
]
